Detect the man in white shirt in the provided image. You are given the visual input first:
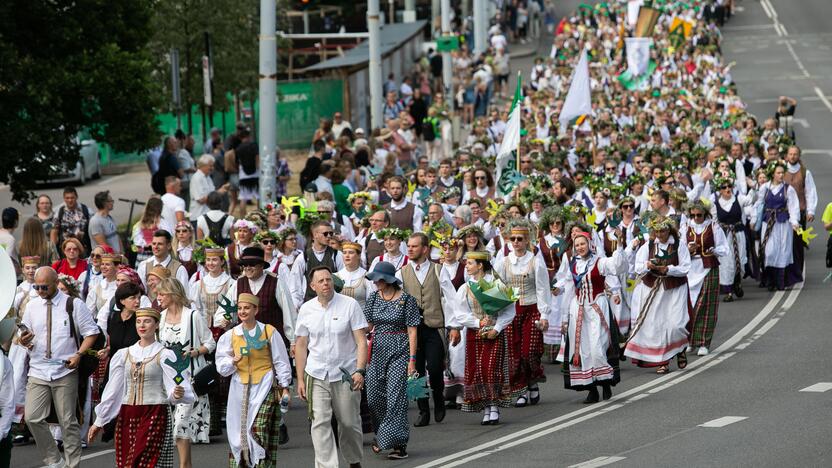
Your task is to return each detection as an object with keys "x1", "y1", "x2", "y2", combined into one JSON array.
[
  {"x1": 190, "y1": 154, "x2": 229, "y2": 222},
  {"x1": 136, "y1": 230, "x2": 190, "y2": 289},
  {"x1": 19, "y1": 267, "x2": 100, "y2": 468},
  {"x1": 196, "y1": 192, "x2": 235, "y2": 246},
  {"x1": 295, "y1": 266, "x2": 367, "y2": 468},
  {"x1": 161, "y1": 176, "x2": 187, "y2": 232}
]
